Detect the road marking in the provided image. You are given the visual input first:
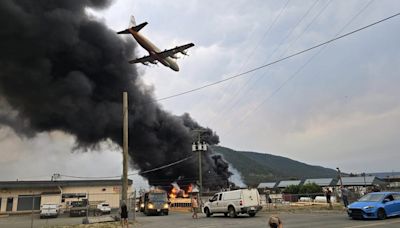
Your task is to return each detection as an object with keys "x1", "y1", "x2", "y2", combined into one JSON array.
[{"x1": 344, "y1": 220, "x2": 400, "y2": 228}]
